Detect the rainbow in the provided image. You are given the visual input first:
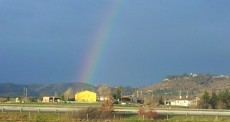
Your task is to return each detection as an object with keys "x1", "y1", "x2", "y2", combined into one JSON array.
[{"x1": 78, "y1": 1, "x2": 122, "y2": 85}]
